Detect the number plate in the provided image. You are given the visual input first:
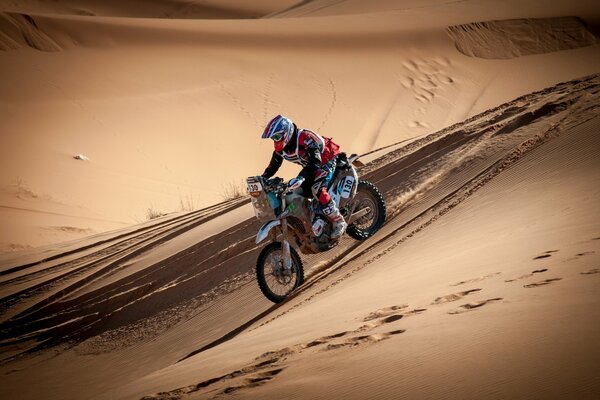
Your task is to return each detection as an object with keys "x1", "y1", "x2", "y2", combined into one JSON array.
[
  {"x1": 340, "y1": 176, "x2": 355, "y2": 198},
  {"x1": 246, "y1": 181, "x2": 263, "y2": 194}
]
